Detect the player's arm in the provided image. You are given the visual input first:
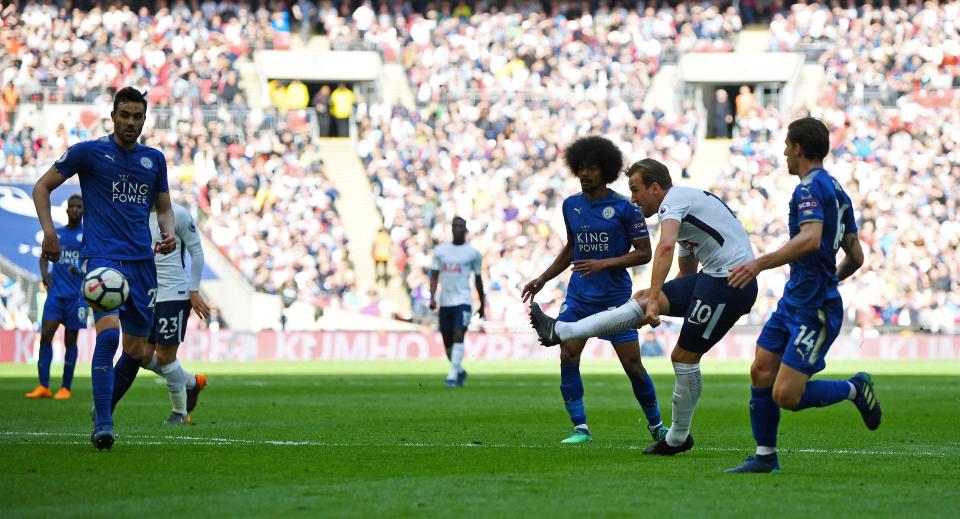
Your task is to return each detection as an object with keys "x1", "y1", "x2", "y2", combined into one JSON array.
[
  {"x1": 728, "y1": 221, "x2": 822, "y2": 288},
  {"x1": 33, "y1": 166, "x2": 69, "y2": 262},
  {"x1": 38, "y1": 255, "x2": 52, "y2": 289},
  {"x1": 153, "y1": 192, "x2": 177, "y2": 254},
  {"x1": 474, "y1": 272, "x2": 486, "y2": 319},
  {"x1": 642, "y1": 218, "x2": 681, "y2": 325},
  {"x1": 521, "y1": 235, "x2": 573, "y2": 303},
  {"x1": 836, "y1": 231, "x2": 864, "y2": 282},
  {"x1": 180, "y1": 212, "x2": 210, "y2": 319},
  {"x1": 677, "y1": 253, "x2": 699, "y2": 277}
]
